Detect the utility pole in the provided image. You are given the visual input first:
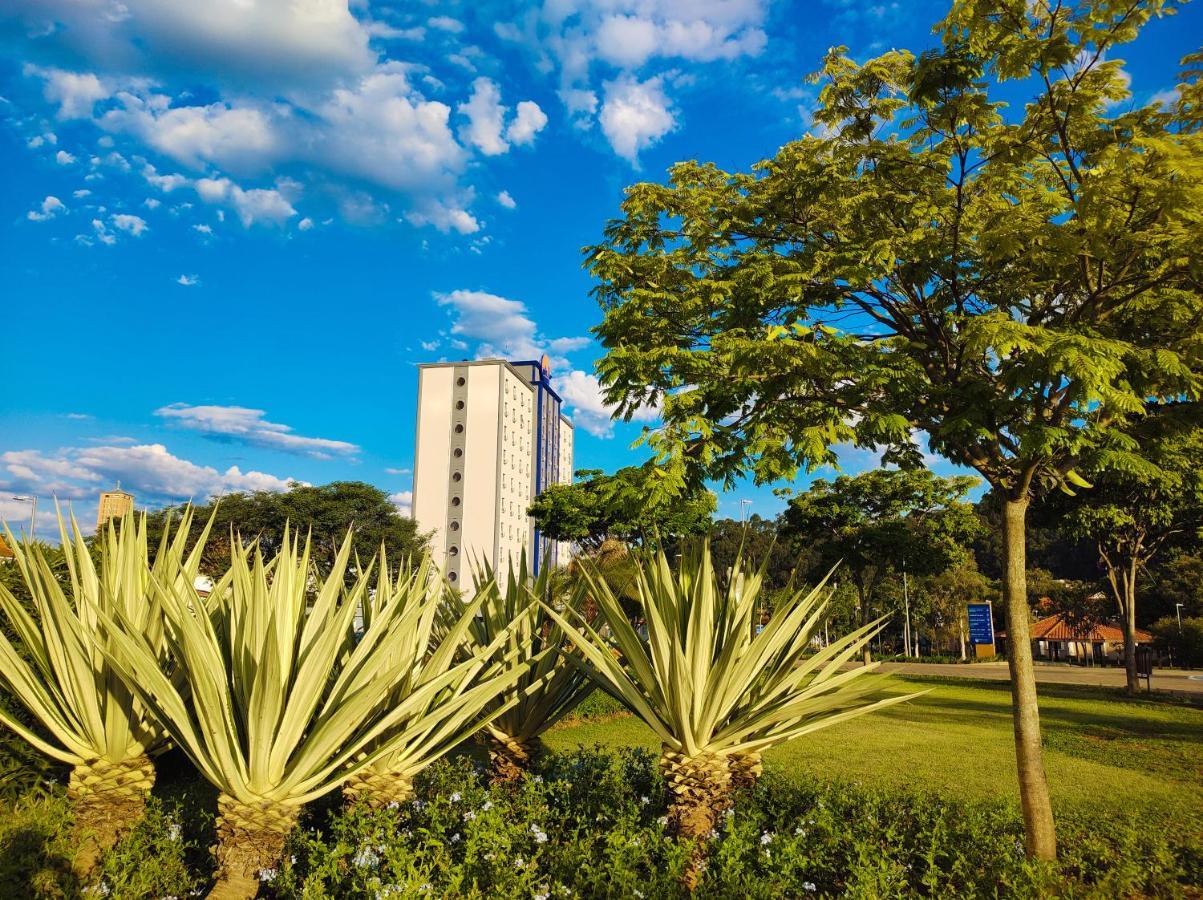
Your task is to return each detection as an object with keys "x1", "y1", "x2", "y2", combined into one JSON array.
[{"x1": 902, "y1": 566, "x2": 912, "y2": 658}]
